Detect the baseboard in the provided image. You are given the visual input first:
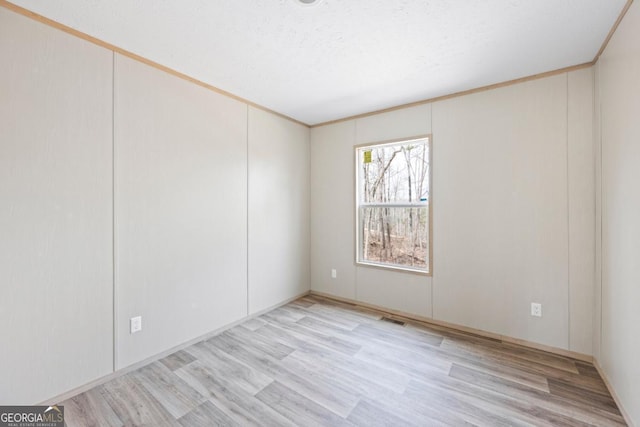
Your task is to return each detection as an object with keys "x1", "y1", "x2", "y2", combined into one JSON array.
[
  {"x1": 247, "y1": 291, "x2": 312, "y2": 318},
  {"x1": 309, "y1": 290, "x2": 593, "y2": 363},
  {"x1": 500, "y1": 336, "x2": 592, "y2": 363},
  {"x1": 39, "y1": 290, "x2": 311, "y2": 405},
  {"x1": 593, "y1": 358, "x2": 636, "y2": 427}
]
